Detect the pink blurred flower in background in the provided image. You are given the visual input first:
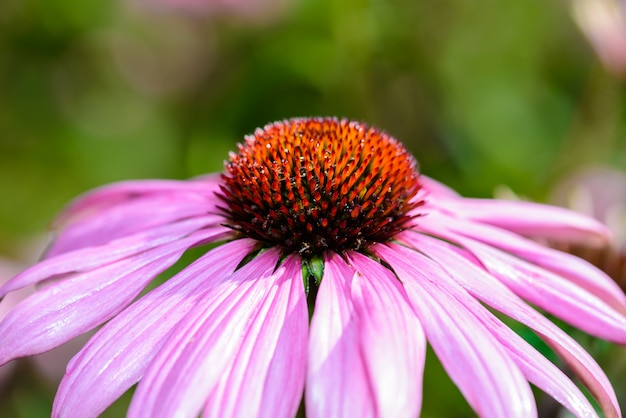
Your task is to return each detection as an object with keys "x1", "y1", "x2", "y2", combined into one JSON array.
[
  {"x1": 0, "y1": 118, "x2": 625, "y2": 417},
  {"x1": 572, "y1": 0, "x2": 626, "y2": 76}
]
